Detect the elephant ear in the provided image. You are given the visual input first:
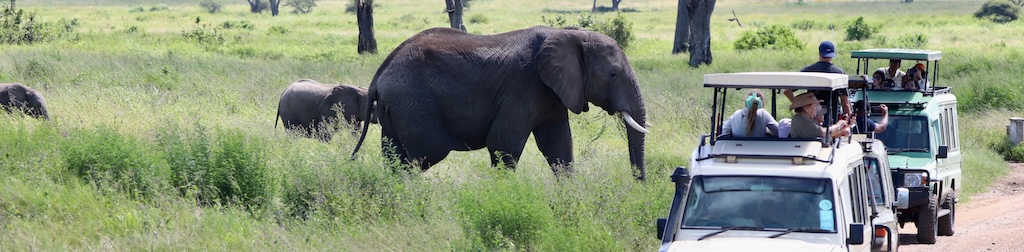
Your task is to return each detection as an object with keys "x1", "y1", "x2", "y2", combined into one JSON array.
[
  {"x1": 538, "y1": 30, "x2": 588, "y2": 114},
  {"x1": 317, "y1": 87, "x2": 343, "y2": 120}
]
